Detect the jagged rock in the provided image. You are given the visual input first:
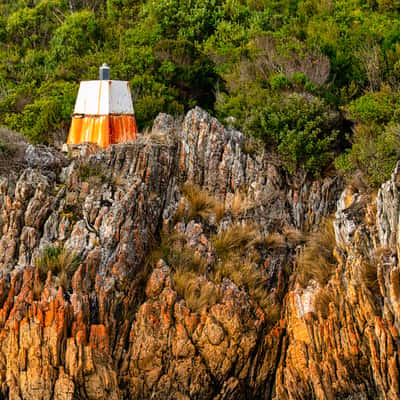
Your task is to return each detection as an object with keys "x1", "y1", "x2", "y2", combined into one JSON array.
[
  {"x1": 24, "y1": 145, "x2": 68, "y2": 172},
  {"x1": 4, "y1": 107, "x2": 400, "y2": 399}
]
